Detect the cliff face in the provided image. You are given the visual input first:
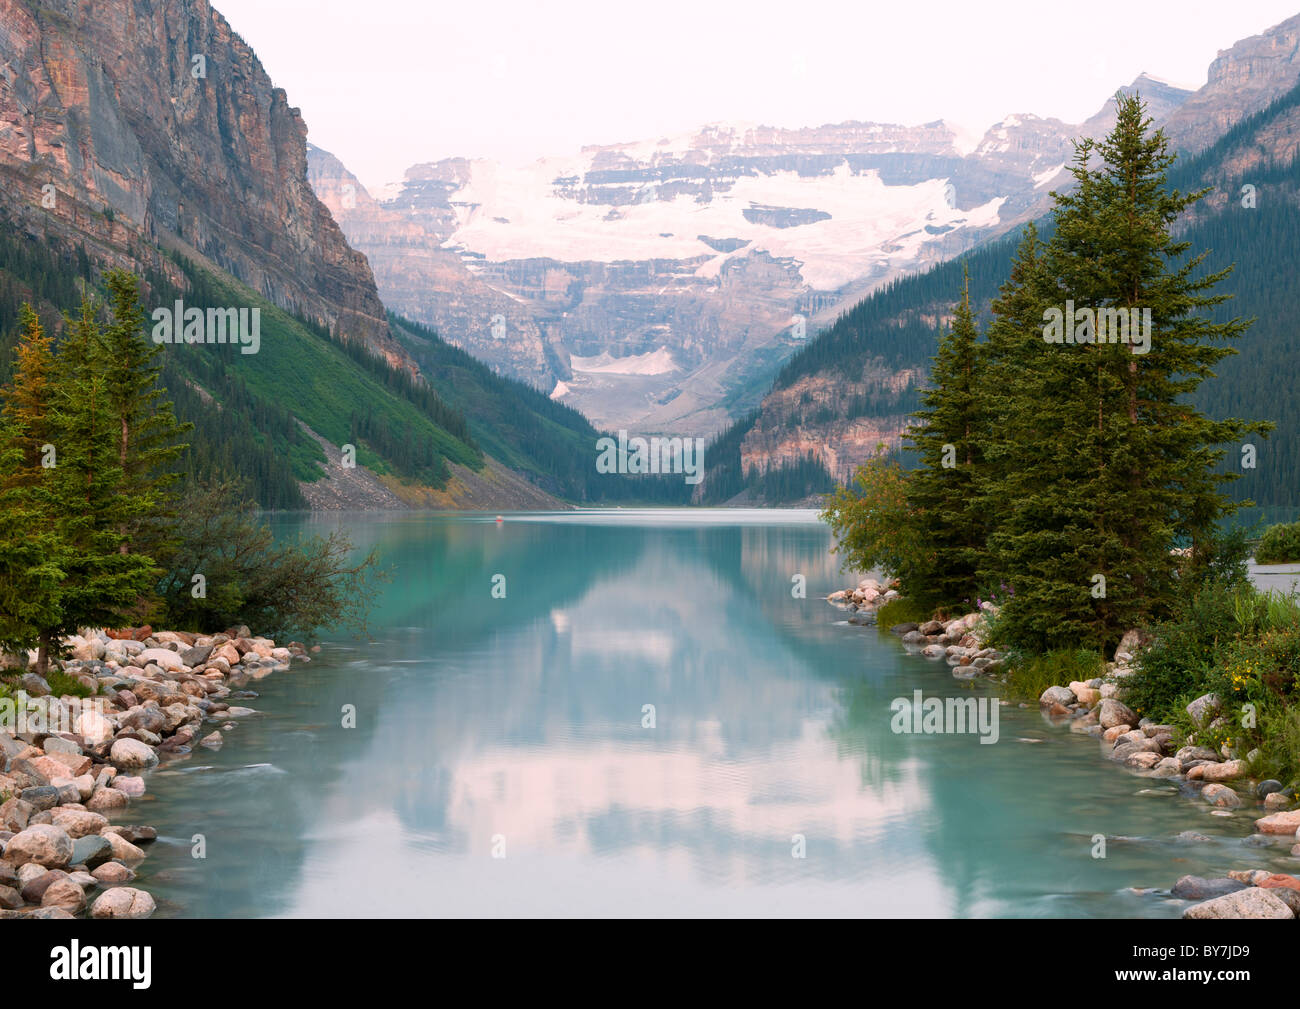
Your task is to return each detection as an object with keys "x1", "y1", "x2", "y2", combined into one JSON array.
[
  {"x1": 0, "y1": 0, "x2": 397, "y2": 359},
  {"x1": 1161, "y1": 13, "x2": 1300, "y2": 153}
]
